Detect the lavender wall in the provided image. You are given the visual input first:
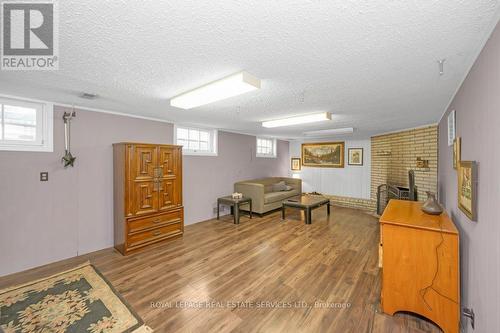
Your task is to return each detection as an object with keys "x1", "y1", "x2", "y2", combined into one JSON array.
[
  {"x1": 438, "y1": 22, "x2": 500, "y2": 333},
  {"x1": 0, "y1": 106, "x2": 173, "y2": 276},
  {"x1": 0, "y1": 106, "x2": 289, "y2": 276},
  {"x1": 183, "y1": 131, "x2": 289, "y2": 225}
]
